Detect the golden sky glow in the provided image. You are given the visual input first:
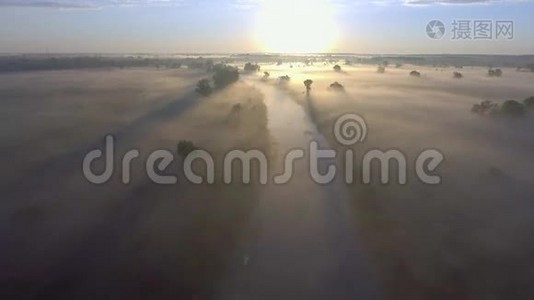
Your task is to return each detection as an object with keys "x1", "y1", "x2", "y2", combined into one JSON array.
[{"x1": 255, "y1": 0, "x2": 338, "y2": 53}]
